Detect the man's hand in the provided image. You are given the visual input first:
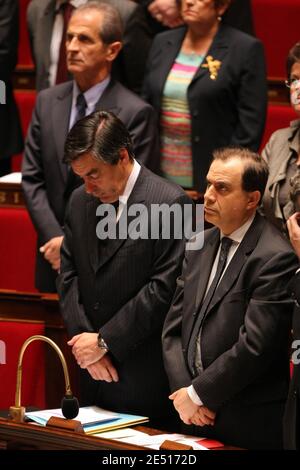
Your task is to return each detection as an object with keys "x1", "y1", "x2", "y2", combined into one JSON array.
[
  {"x1": 287, "y1": 212, "x2": 300, "y2": 259},
  {"x1": 40, "y1": 236, "x2": 63, "y2": 271},
  {"x1": 87, "y1": 355, "x2": 119, "y2": 382},
  {"x1": 169, "y1": 387, "x2": 200, "y2": 425},
  {"x1": 190, "y1": 406, "x2": 216, "y2": 427},
  {"x1": 68, "y1": 332, "x2": 106, "y2": 368},
  {"x1": 169, "y1": 387, "x2": 216, "y2": 426},
  {"x1": 148, "y1": 0, "x2": 183, "y2": 28}
]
